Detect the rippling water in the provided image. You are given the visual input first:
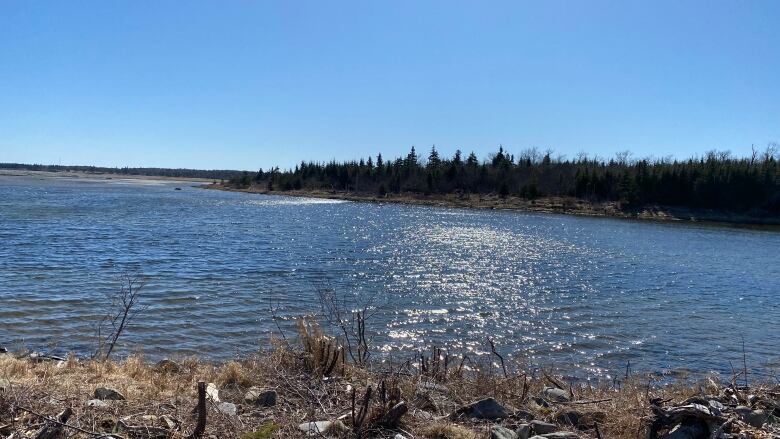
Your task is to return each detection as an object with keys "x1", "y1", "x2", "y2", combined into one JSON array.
[{"x1": 1, "y1": 175, "x2": 778, "y2": 378}]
